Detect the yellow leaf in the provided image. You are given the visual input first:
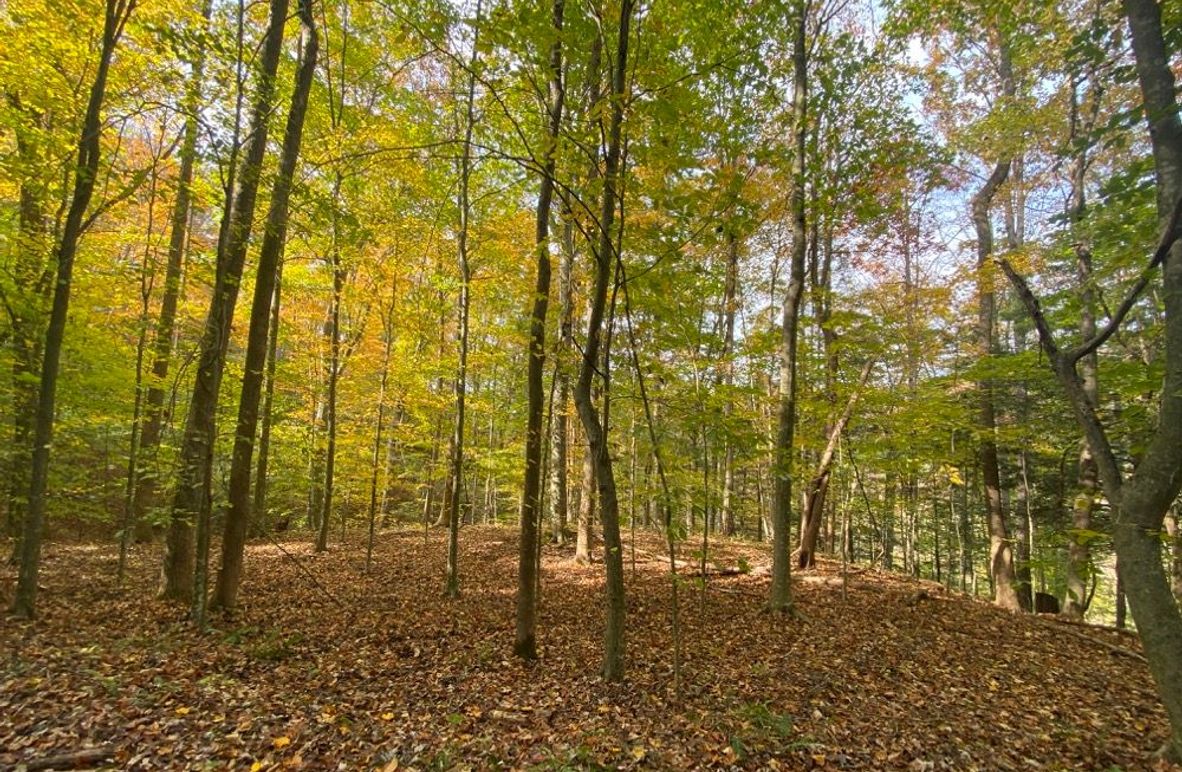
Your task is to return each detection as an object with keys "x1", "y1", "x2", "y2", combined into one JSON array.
[
  {"x1": 381, "y1": 712, "x2": 395, "y2": 721},
  {"x1": 250, "y1": 763, "x2": 264, "y2": 772},
  {"x1": 631, "y1": 746, "x2": 646, "y2": 760},
  {"x1": 273, "y1": 736, "x2": 291, "y2": 750},
  {"x1": 174, "y1": 707, "x2": 191, "y2": 716}
]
